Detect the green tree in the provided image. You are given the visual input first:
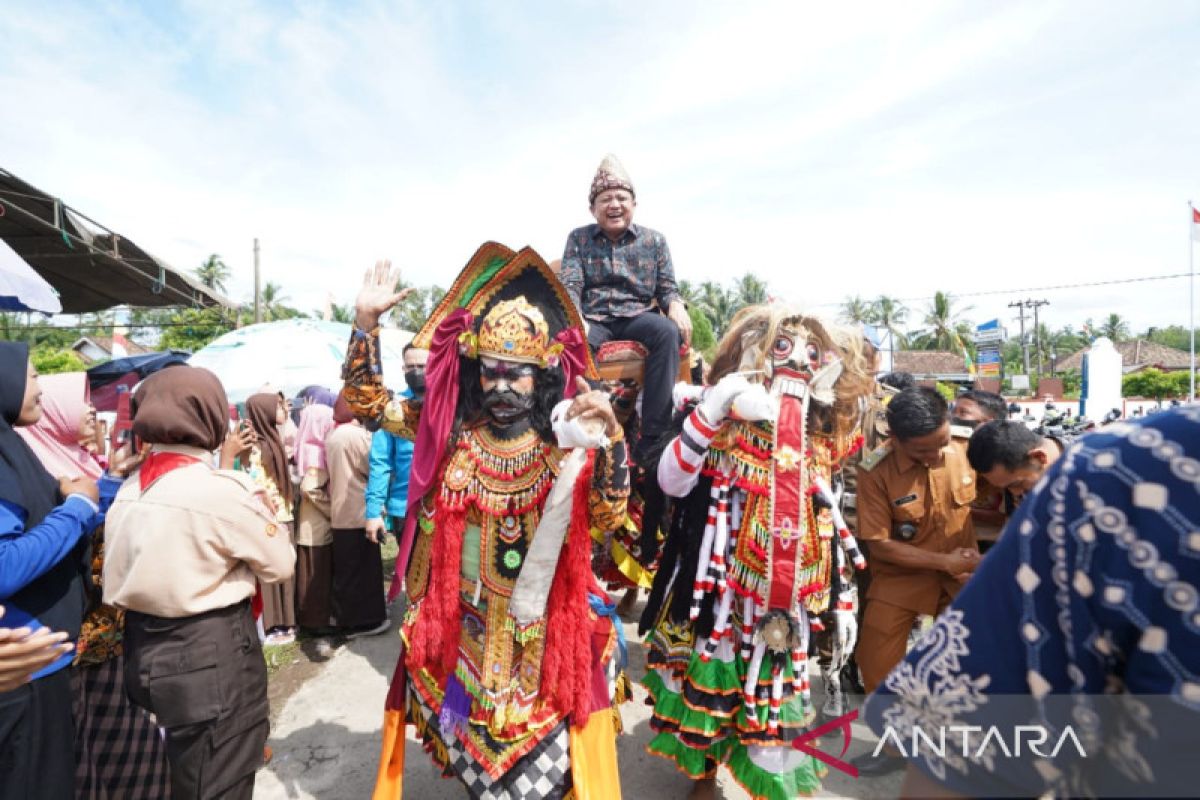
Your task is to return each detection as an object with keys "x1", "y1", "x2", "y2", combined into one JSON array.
[
  {"x1": 731, "y1": 273, "x2": 769, "y2": 308},
  {"x1": 158, "y1": 307, "x2": 235, "y2": 352},
  {"x1": 911, "y1": 291, "x2": 973, "y2": 351},
  {"x1": 693, "y1": 281, "x2": 735, "y2": 339},
  {"x1": 839, "y1": 295, "x2": 873, "y2": 325},
  {"x1": 688, "y1": 305, "x2": 715, "y2": 354},
  {"x1": 869, "y1": 295, "x2": 909, "y2": 357},
  {"x1": 1122, "y1": 368, "x2": 1181, "y2": 399},
  {"x1": 257, "y1": 282, "x2": 303, "y2": 322},
  {"x1": 31, "y1": 347, "x2": 86, "y2": 375},
  {"x1": 194, "y1": 254, "x2": 231, "y2": 294},
  {"x1": 1099, "y1": 313, "x2": 1131, "y2": 342},
  {"x1": 1143, "y1": 325, "x2": 1197, "y2": 352},
  {"x1": 391, "y1": 285, "x2": 447, "y2": 332}
]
